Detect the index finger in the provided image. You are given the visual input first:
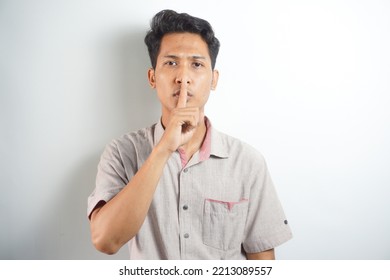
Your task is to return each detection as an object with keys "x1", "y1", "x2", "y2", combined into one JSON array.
[{"x1": 176, "y1": 86, "x2": 188, "y2": 109}]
